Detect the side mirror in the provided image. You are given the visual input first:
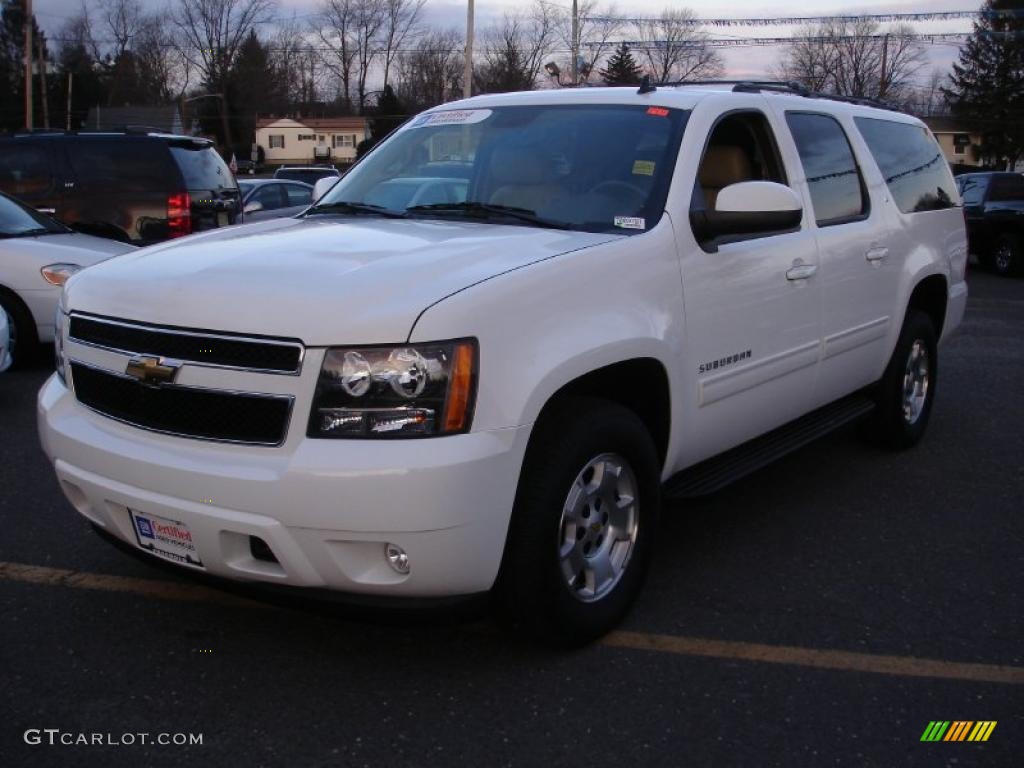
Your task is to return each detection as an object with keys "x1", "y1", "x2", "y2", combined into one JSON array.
[
  {"x1": 243, "y1": 200, "x2": 264, "y2": 215},
  {"x1": 690, "y1": 181, "x2": 803, "y2": 243},
  {"x1": 312, "y1": 177, "x2": 339, "y2": 203}
]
